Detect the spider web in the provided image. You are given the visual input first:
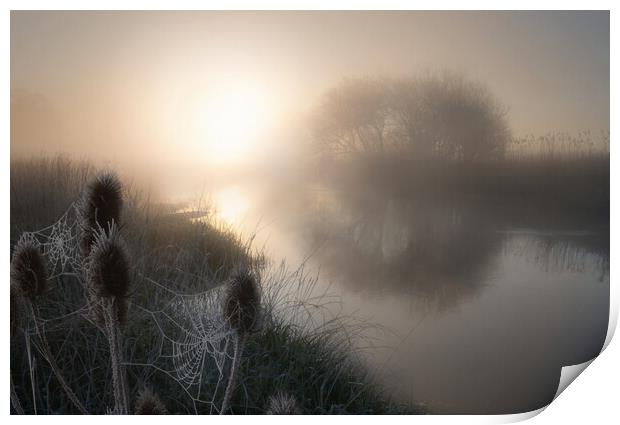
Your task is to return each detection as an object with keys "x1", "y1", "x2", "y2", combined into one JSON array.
[
  {"x1": 18, "y1": 202, "x2": 240, "y2": 414},
  {"x1": 16, "y1": 199, "x2": 361, "y2": 414},
  {"x1": 129, "y1": 279, "x2": 237, "y2": 413},
  {"x1": 20, "y1": 206, "x2": 82, "y2": 278}
]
